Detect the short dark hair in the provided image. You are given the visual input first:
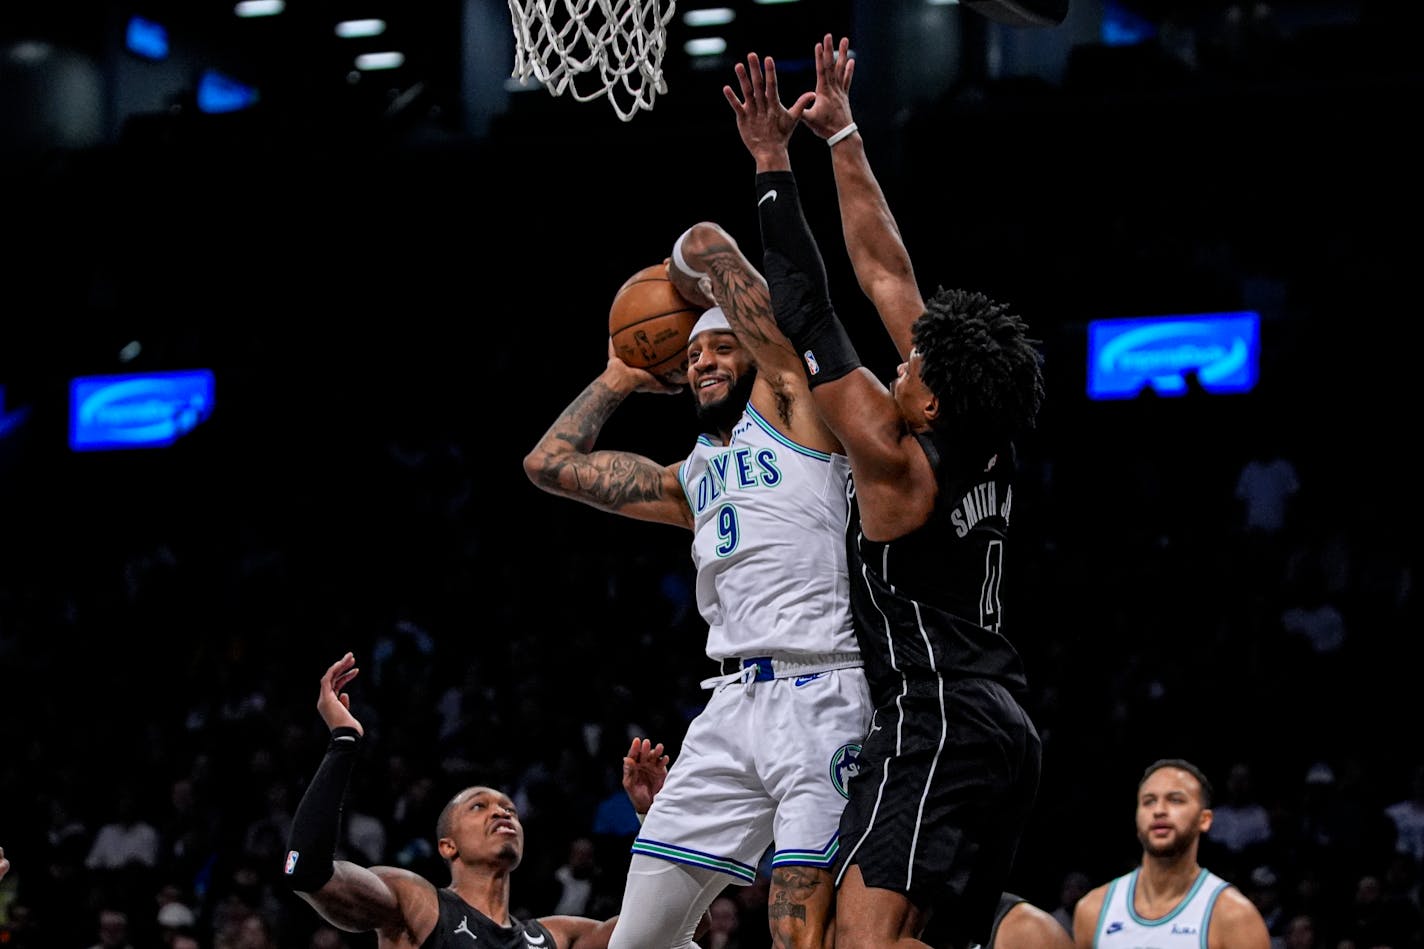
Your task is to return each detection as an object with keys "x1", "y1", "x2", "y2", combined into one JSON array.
[
  {"x1": 912, "y1": 288, "x2": 1044, "y2": 443},
  {"x1": 1139, "y1": 758, "x2": 1214, "y2": 807},
  {"x1": 437, "y1": 785, "x2": 510, "y2": 844}
]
